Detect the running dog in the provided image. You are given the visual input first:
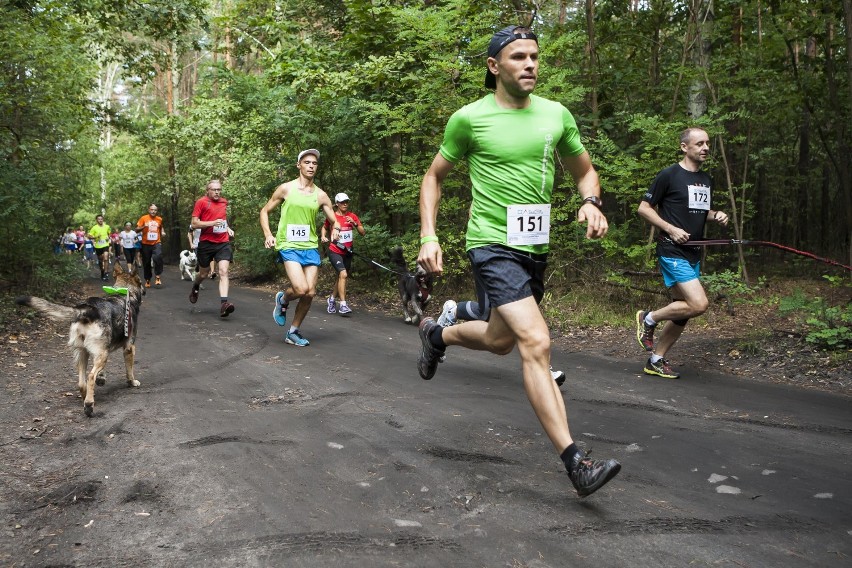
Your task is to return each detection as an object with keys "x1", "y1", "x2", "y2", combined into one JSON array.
[
  {"x1": 179, "y1": 249, "x2": 198, "y2": 281},
  {"x1": 16, "y1": 263, "x2": 145, "y2": 417},
  {"x1": 390, "y1": 246, "x2": 433, "y2": 324}
]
